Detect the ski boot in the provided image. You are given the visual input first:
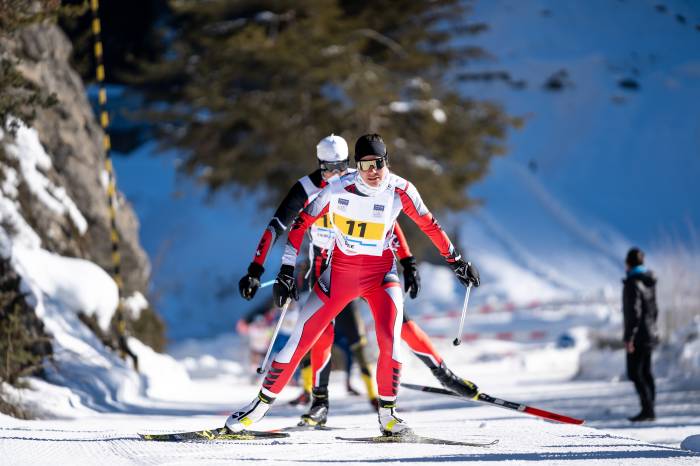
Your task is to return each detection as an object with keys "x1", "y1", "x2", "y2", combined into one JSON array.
[
  {"x1": 432, "y1": 361, "x2": 479, "y2": 398},
  {"x1": 299, "y1": 388, "x2": 329, "y2": 427},
  {"x1": 225, "y1": 392, "x2": 274, "y2": 432},
  {"x1": 377, "y1": 400, "x2": 413, "y2": 436},
  {"x1": 628, "y1": 409, "x2": 655, "y2": 422}
]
